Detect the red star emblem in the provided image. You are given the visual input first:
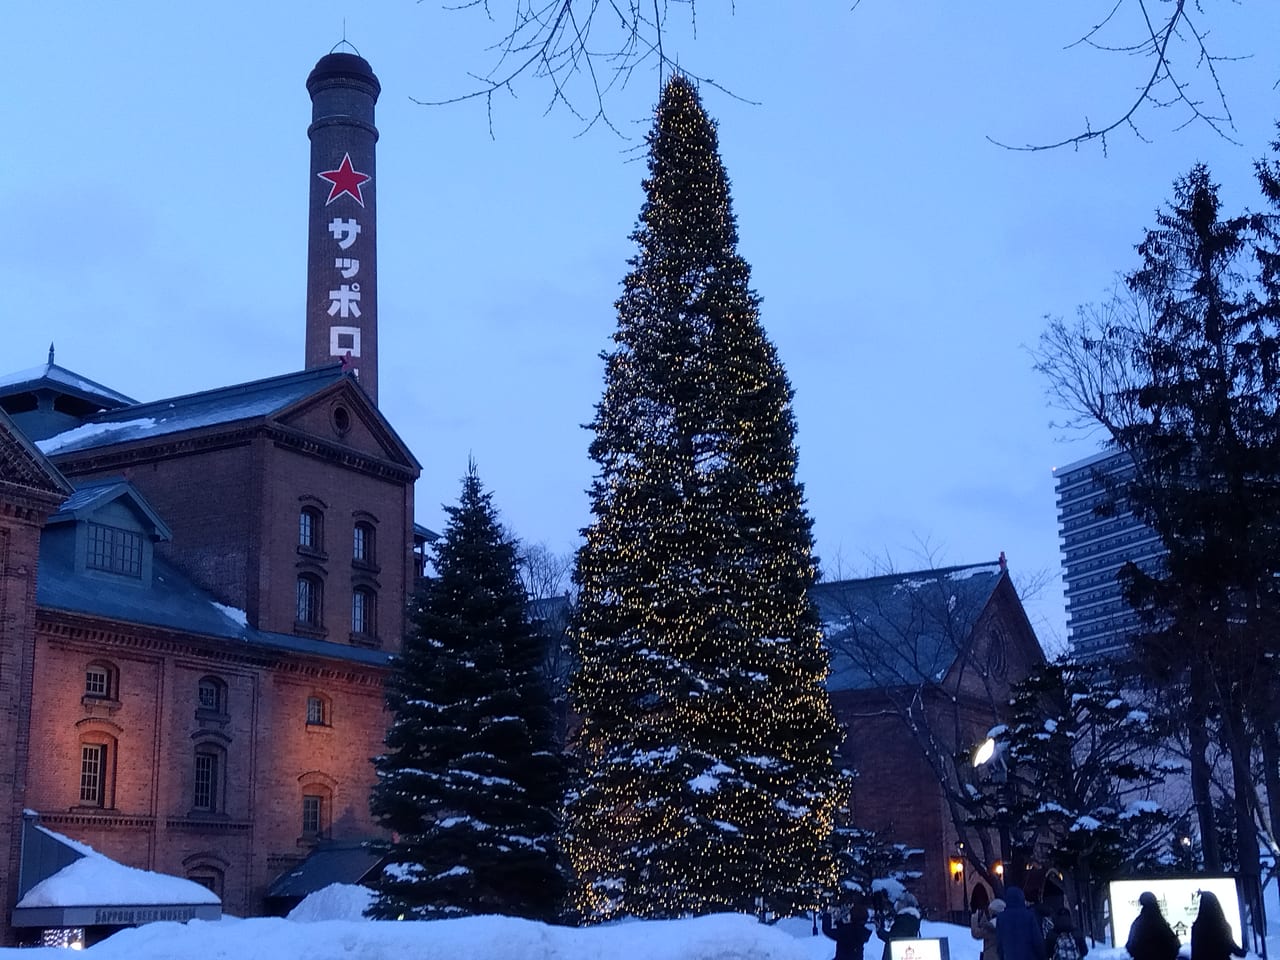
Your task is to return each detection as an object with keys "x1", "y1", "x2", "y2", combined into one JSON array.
[{"x1": 317, "y1": 153, "x2": 371, "y2": 207}]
